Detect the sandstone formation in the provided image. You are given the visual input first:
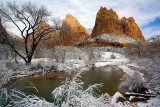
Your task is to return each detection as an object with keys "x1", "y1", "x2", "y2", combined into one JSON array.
[
  {"x1": 91, "y1": 7, "x2": 145, "y2": 40},
  {"x1": 28, "y1": 20, "x2": 60, "y2": 48},
  {"x1": 121, "y1": 17, "x2": 144, "y2": 40},
  {"x1": 39, "y1": 21, "x2": 60, "y2": 48},
  {"x1": 59, "y1": 14, "x2": 90, "y2": 45},
  {"x1": 30, "y1": 14, "x2": 90, "y2": 46},
  {"x1": 62, "y1": 14, "x2": 86, "y2": 33}
]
